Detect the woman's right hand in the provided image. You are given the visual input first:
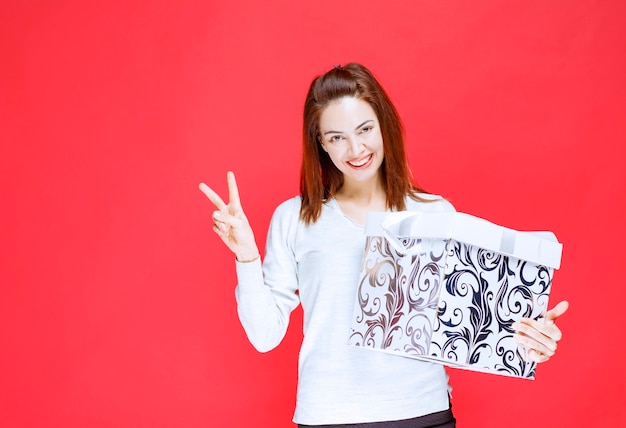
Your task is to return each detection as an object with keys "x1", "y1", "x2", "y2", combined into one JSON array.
[{"x1": 199, "y1": 171, "x2": 260, "y2": 262}]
